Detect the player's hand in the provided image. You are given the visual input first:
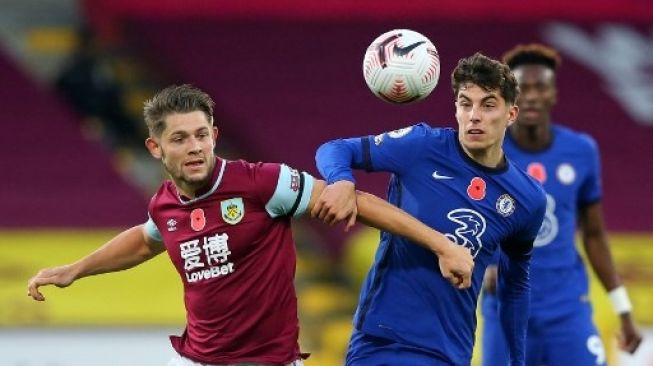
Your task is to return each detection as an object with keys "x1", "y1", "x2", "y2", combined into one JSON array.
[
  {"x1": 311, "y1": 180, "x2": 358, "y2": 231},
  {"x1": 27, "y1": 265, "x2": 77, "y2": 301},
  {"x1": 617, "y1": 313, "x2": 643, "y2": 354},
  {"x1": 482, "y1": 265, "x2": 498, "y2": 295},
  {"x1": 438, "y1": 243, "x2": 474, "y2": 290}
]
